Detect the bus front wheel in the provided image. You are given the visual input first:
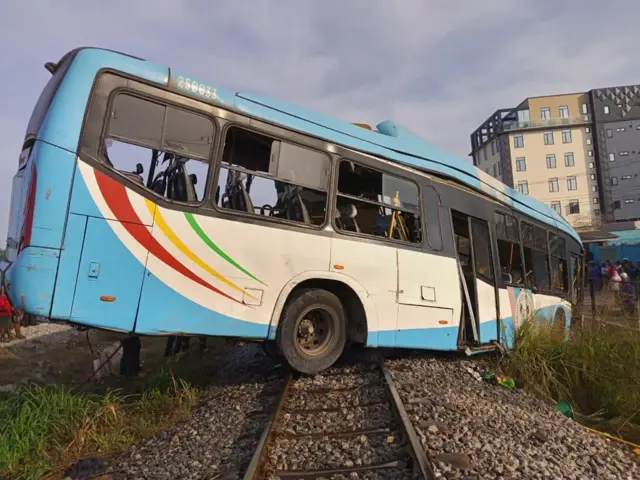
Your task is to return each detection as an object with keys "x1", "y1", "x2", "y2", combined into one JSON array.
[{"x1": 277, "y1": 288, "x2": 347, "y2": 374}]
